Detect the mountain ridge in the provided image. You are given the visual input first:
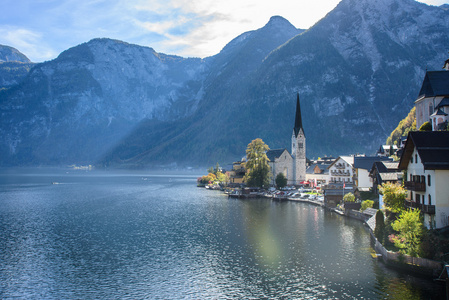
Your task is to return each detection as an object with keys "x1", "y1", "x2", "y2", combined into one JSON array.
[{"x1": 1, "y1": 0, "x2": 449, "y2": 168}]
